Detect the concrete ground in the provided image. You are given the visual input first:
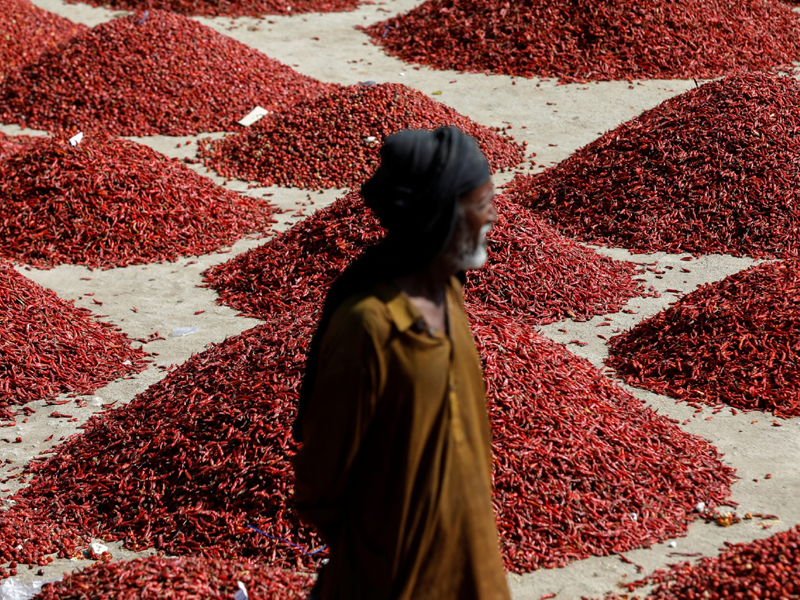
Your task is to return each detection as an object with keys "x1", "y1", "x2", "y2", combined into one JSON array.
[{"x1": 1, "y1": 0, "x2": 799, "y2": 597}]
